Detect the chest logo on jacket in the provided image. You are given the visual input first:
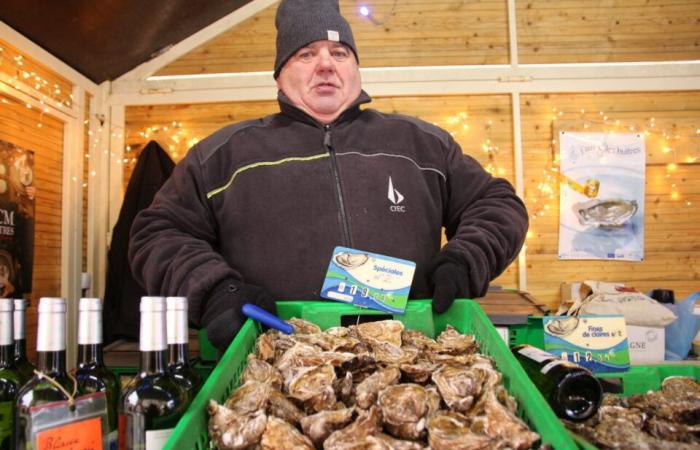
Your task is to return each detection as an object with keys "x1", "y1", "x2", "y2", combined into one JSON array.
[{"x1": 387, "y1": 177, "x2": 406, "y2": 213}]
